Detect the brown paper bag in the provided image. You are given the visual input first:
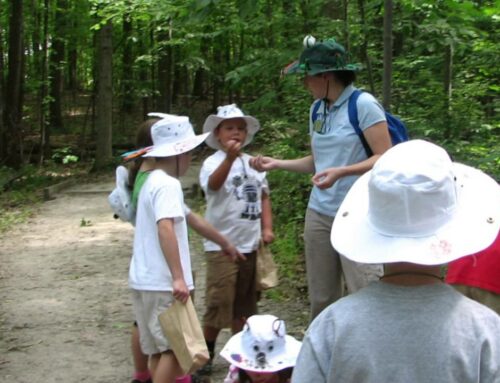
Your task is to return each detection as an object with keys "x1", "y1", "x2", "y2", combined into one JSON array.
[
  {"x1": 256, "y1": 240, "x2": 279, "y2": 291},
  {"x1": 158, "y1": 296, "x2": 209, "y2": 375}
]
